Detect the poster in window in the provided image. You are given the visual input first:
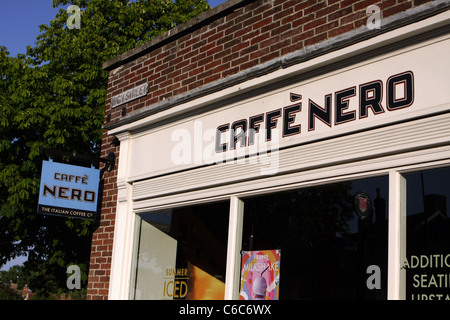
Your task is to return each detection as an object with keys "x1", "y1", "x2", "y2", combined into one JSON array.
[{"x1": 239, "y1": 249, "x2": 280, "y2": 300}]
